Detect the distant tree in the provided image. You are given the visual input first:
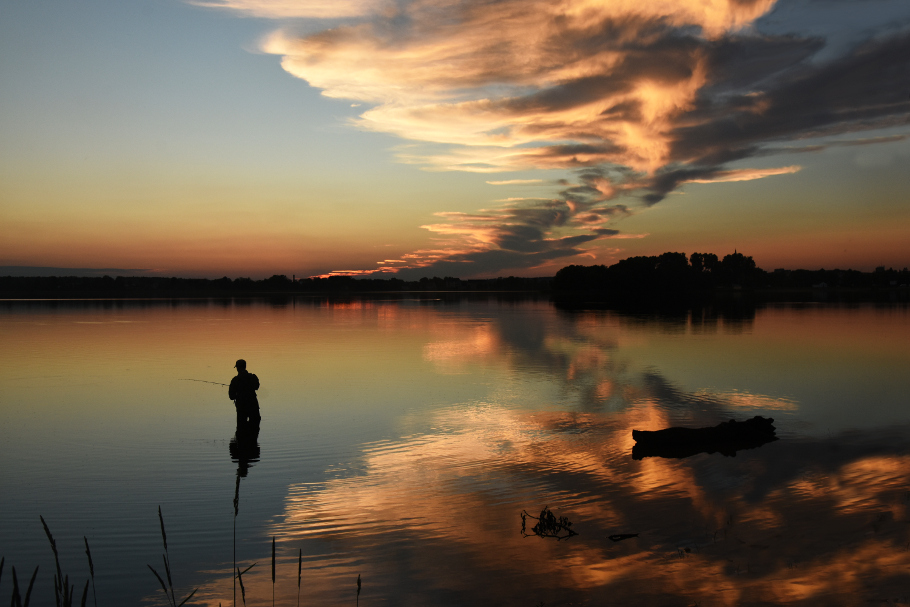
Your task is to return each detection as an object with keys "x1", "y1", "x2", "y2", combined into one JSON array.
[
  {"x1": 655, "y1": 252, "x2": 689, "y2": 289},
  {"x1": 689, "y1": 252, "x2": 718, "y2": 274},
  {"x1": 718, "y1": 251, "x2": 759, "y2": 287}
]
